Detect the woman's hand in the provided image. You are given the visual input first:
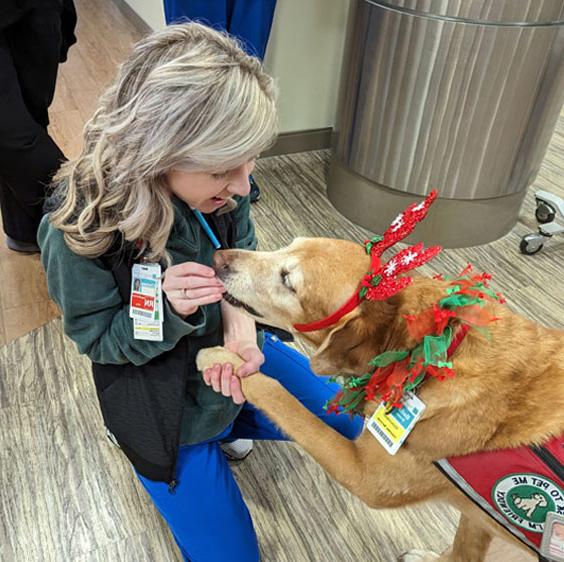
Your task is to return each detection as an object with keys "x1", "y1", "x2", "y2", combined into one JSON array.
[
  {"x1": 162, "y1": 262, "x2": 225, "y2": 317},
  {"x1": 203, "y1": 340, "x2": 265, "y2": 404},
  {"x1": 225, "y1": 340, "x2": 265, "y2": 377}
]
